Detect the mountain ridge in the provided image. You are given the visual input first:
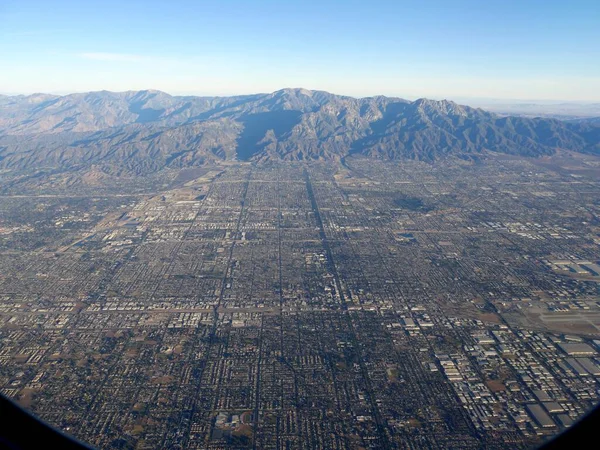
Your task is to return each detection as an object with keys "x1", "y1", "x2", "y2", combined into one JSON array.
[{"x1": 0, "y1": 88, "x2": 598, "y2": 174}]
